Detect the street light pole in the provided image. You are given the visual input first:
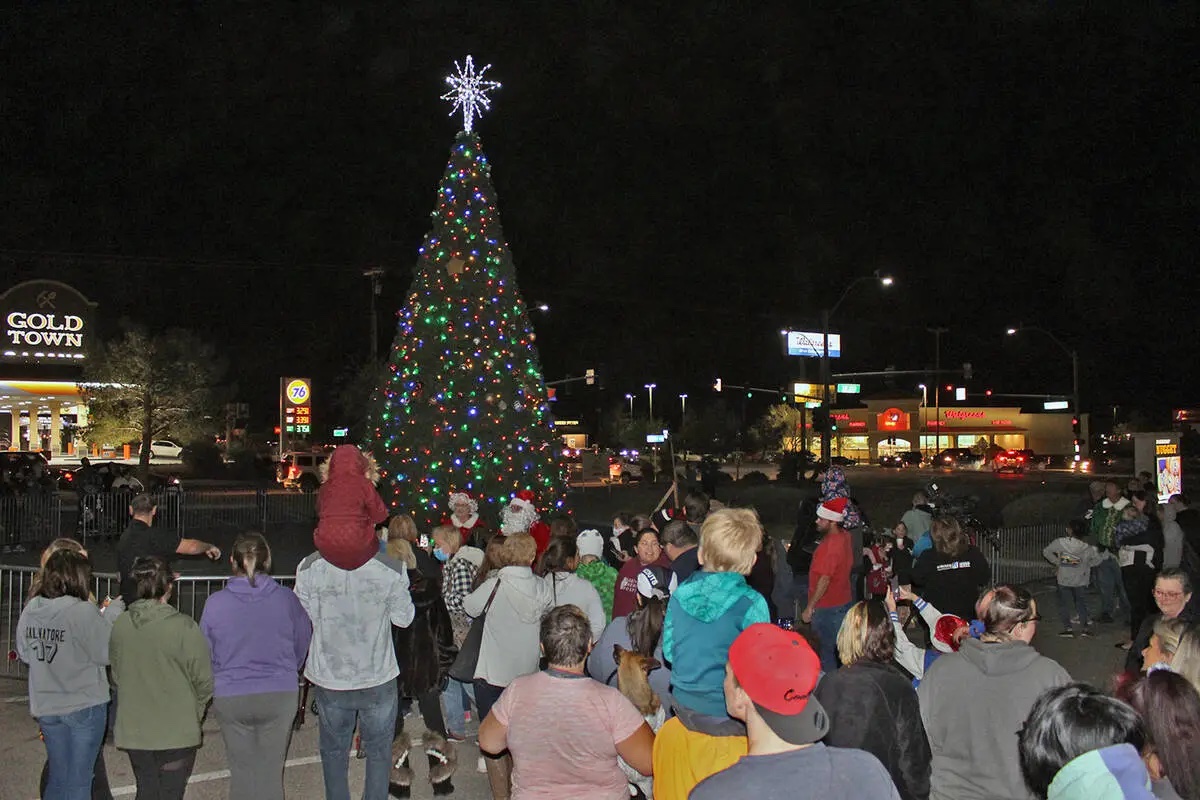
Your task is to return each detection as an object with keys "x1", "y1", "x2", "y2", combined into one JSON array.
[
  {"x1": 625, "y1": 393, "x2": 634, "y2": 417},
  {"x1": 819, "y1": 271, "x2": 894, "y2": 463},
  {"x1": 1007, "y1": 325, "x2": 1082, "y2": 453},
  {"x1": 679, "y1": 393, "x2": 688, "y2": 417},
  {"x1": 918, "y1": 383, "x2": 928, "y2": 461},
  {"x1": 363, "y1": 267, "x2": 385, "y2": 360},
  {"x1": 645, "y1": 383, "x2": 656, "y2": 420},
  {"x1": 928, "y1": 328, "x2": 948, "y2": 456}
]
